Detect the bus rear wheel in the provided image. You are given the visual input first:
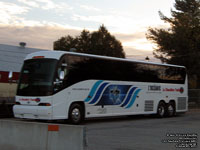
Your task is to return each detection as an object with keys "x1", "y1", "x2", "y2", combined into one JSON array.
[
  {"x1": 166, "y1": 102, "x2": 175, "y2": 117},
  {"x1": 157, "y1": 102, "x2": 166, "y2": 118},
  {"x1": 68, "y1": 103, "x2": 84, "y2": 124}
]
